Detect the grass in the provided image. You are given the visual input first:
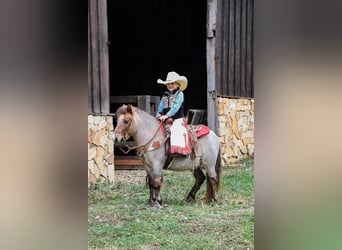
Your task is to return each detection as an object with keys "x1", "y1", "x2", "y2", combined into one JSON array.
[{"x1": 88, "y1": 159, "x2": 254, "y2": 250}]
